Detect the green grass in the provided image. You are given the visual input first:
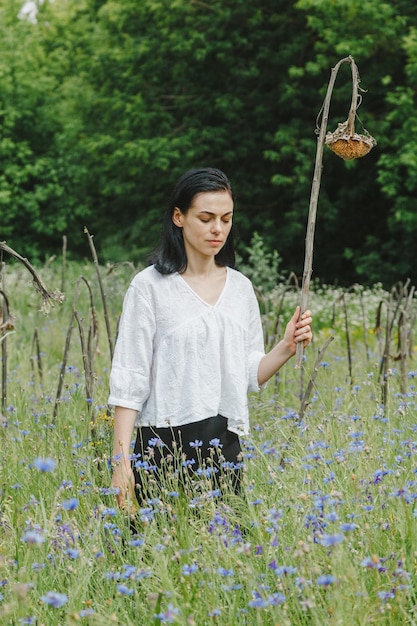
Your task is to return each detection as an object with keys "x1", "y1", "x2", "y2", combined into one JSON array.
[{"x1": 1, "y1": 260, "x2": 416, "y2": 625}]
